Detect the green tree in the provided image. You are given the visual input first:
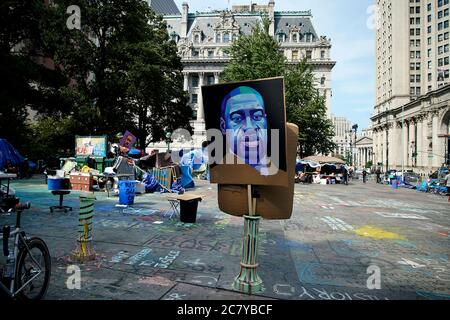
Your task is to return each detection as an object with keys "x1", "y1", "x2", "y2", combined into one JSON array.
[
  {"x1": 220, "y1": 17, "x2": 335, "y2": 158},
  {"x1": 39, "y1": 0, "x2": 192, "y2": 149},
  {"x1": 285, "y1": 61, "x2": 336, "y2": 157},
  {"x1": 221, "y1": 18, "x2": 285, "y2": 82},
  {"x1": 0, "y1": 0, "x2": 65, "y2": 150}
]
